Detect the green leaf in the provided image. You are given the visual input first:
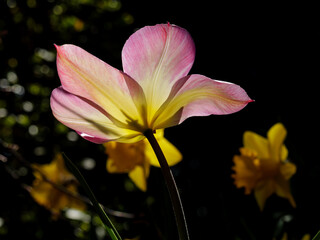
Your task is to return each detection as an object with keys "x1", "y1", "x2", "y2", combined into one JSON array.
[
  {"x1": 312, "y1": 231, "x2": 320, "y2": 240},
  {"x1": 62, "y1": 153, "x2": 122, "y2": 240}
]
